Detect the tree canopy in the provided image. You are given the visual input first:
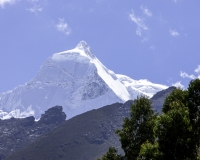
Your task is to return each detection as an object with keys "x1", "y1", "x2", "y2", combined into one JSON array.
[
  {"x1": 98, "y1": 79, "x2": 200, "y2": 160},
  {"x1": 115, "y1": 96, "x2": 156, "y2": 160}
]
